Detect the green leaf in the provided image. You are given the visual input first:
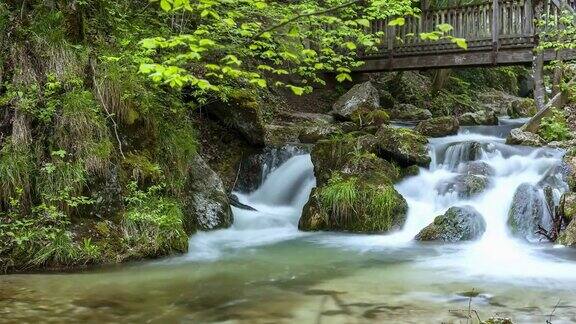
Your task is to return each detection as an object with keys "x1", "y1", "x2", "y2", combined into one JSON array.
[
  {"x1": 388, "y1": 17, "x2": 405, "y2": 26},
  {"x1": 344, "y1": 42, "x2": 357, "y2": 50},
  {"x1": 336, "y1": 73, "x2": 352, "y2": 82},
  {"x1": 160, "y1": 0, "x2": 172, "y2": 11},
  {"x1": 356, "y1": 19, "x2": 370, "y2": 27},
  {"x1": 288, "y1": 26, "x2": 299, "y2": 37},
  {"x1": 437, "y1": 23, "x2": 453, "y2": 33},
  {"x1": 452, "y1": 37, "x2": 468, "y2": 50},
  {"x1": 288, "y1": 85, "x2": 304, "y2": 95},
  {"x1": 199, "y1": 39, "x2": 215, "y2": 47}
]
